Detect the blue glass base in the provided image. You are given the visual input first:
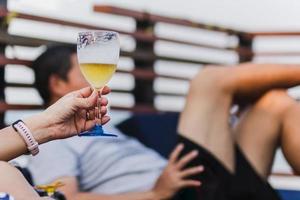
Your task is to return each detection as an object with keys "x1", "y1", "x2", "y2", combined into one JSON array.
[{"x1": 79, "y1": 124, "x2": 118, "y2": 137}]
